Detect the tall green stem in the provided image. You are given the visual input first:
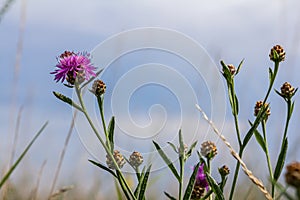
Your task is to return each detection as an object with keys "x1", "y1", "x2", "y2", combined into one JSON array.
[
  {"x1": 229, "y1": 149, "x2": 242, "y2": 200},
  {"x1": 261, "y1": 120, "x2": 274, "y2": 196},
  {"x1": 263, "y1": 61, "x2": 279, "y2": 104},
  {"x1": 179, "y1": 155, "x2": 184, "y2": 200},
  {"x1": 75, "y1": 85, "x2": 136, "y2": 200}
]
